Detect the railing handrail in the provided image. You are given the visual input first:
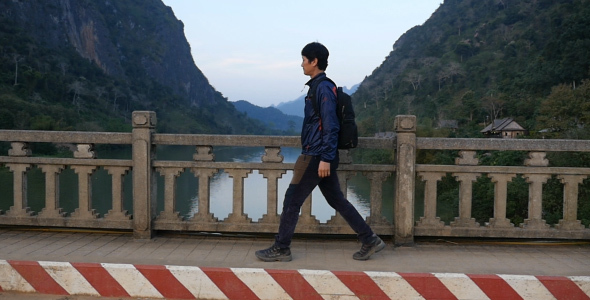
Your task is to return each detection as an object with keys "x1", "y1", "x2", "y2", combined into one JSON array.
[
  {"x1": 153, "y1": 133, "x2": 396, "y2": 149},
  {"x1": 0, "y1": 156, "x2": 133, "y2": 167},
  {"x1": 0, "y1": 130, "x2": 396, "y2": 149},
  {"x1": 417, "y1": 137, "x2": 590, "y2": 152},
  {"x1": 417, "y1": 164, "x2": 590, "y2": 175},
  {"x1": 0, "y1": 130, "x2": 132, "y2": 144}
]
